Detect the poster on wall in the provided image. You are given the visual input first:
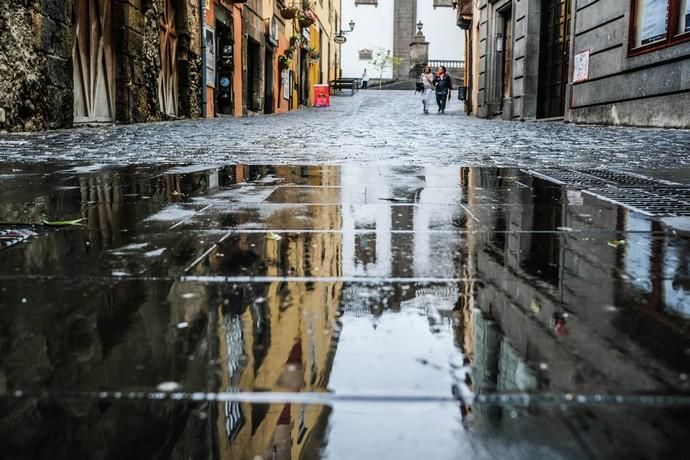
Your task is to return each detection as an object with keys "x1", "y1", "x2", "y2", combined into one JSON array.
[
  {"x1": 640, "y1": 0, "x2": 668, "y2": 45},
  {"x1": 282, "y1": 69, "x2": 290, "y2": 100},
  {"x1": 573, "y1": 50, "x2": 590, "y2": 83},
  {"x1": 205, "y1": 25, "x2": 216, "y2": 88}
]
